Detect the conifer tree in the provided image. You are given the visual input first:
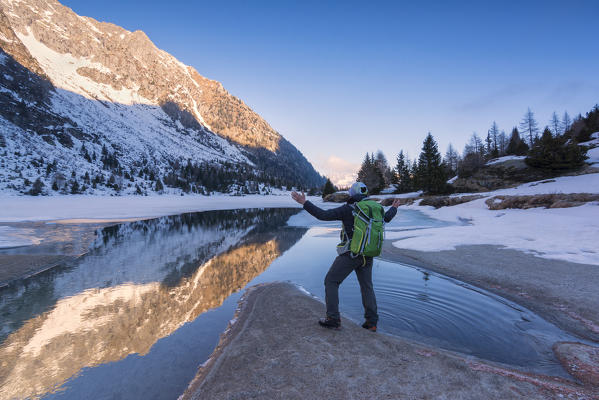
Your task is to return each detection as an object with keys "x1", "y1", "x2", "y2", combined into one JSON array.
[
  {"x1": 506, "y1": 127, "x2": 528, "y2": 155},
  {"x1": 322, "y1": 178, "x2": 337, "y2": 199},
  {"x1": 394, "y1": 150, "x2": 412, "y2": 193},
  {"x1": 497, "y1": 131, "x2": 507, "y2": 155},
  {"x1": 444, "y1": 144, "x2": 459, "y2": 177},
  {"x1": 415, "y1": 133, "x2": 447, "y2": 194},
  {"x1": 374, "y1": 151, "x2": 393, "y2": 186},
  {"x1": 485, "y1": 132, "x2": 494, "y2": 159},
  {"x1": 561, "y1": 111, "x2": 572, "y2": 134},
  {"x1": 566, "y1": 104, "x2": 599, "y2": 142},
  {"x1": 29, "y1": 177, "x2": 44, "y2": 196},
  {"x1": 519, "y1": 107, "x2": 540, "y2": 147},
  {"x1": 70, "y1": 179, "x2": 80, "y2": 194},
  {"x1": 489, "y1": 121, "x2": 500, "y2": 156},
  {"x1": 410, "y1": 160, "x2": 419, "y2": 189},
  {"x1": 465, "y1": 132, "x2": 484, "y2": 157},
  {"x1": 550, "y1": 112, "x2": 561, "y2": 136},
  {"x1": 526, "y1": 127, "x2": 587, "y2": 170},
  {"x1": 357, "y1": 152, "x2": 385, "y2": 194},
  {"x1": 155, "y1": 178, "x2": 164, "y2": 192},
  {"x1": 358, "y1": 153, "x2": 372, "y2": 182},
  {"x1": 390, "y1": 162, "x2": 399, "y2": 186}
]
